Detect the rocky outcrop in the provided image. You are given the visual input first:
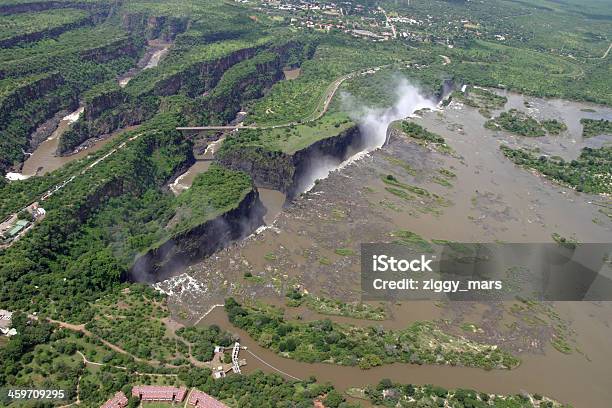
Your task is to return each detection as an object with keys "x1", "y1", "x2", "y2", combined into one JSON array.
[
  {"x1": 0, "y1": 73, "x2": 78, "y2": 174},
  {"x1": 0, "y1": 73, "x2": 64, "y2": 123},
  {"x1": 129, "y1": 188, "x2": 265, "y2": 282},
  {"x1": 79, "y1": 37, "x2": 141, "y2": 63},
  {"x1": 83, "y1": 89, "x2": 128, "y2": 122},
  {"x1": 58, "y1": 97, "x2": 158, "y2": 155},
  {"x1": 58, "y1": 44, "x2": 267, "y2": 154},
  {"x1": 218, "y1": 125, "x2": 363, "y2": 199},
  {"x1": 121, "y1": 13, "x2": 189, "y2": 41},
  {"x1": 289, "y1": 125, "x2": 364, "y2": 197},
  {"x1": 217, "y1": 146, "x2": 295, "y2": 192},
  {"x1": 28, "y1": 109, "x2": 70, "y2": 149}
]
